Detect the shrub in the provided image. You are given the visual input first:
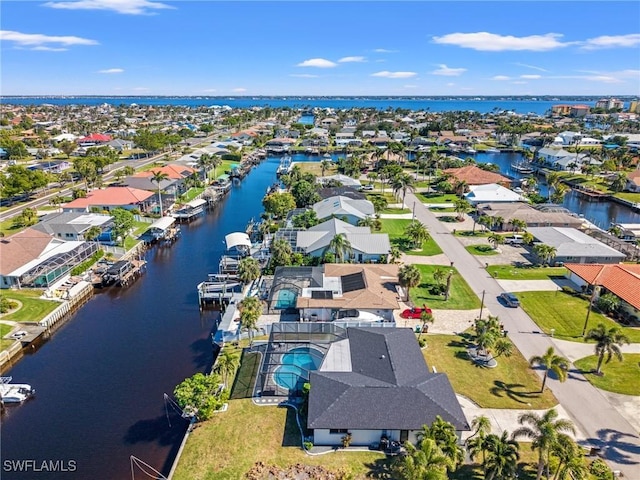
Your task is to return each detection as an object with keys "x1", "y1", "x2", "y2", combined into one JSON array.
[
  {"x1": 428, "y1": 283, "x2": 446, "y2": 296},
  {"x1": 303, "y1": 441, "x2": 313, "y2": 451},
  {"x1": 561, "y1": 285, "x2": 576, "y2": 295},
  {"x1": 589, "y1": 459, "x2": 611, "y2": 480},
  {"x1": 0, "y1": 296, "x2": 19, "y2": 314},
  {"x1": 418, "y1": 337, "x2": 427, "y2": 348}
]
